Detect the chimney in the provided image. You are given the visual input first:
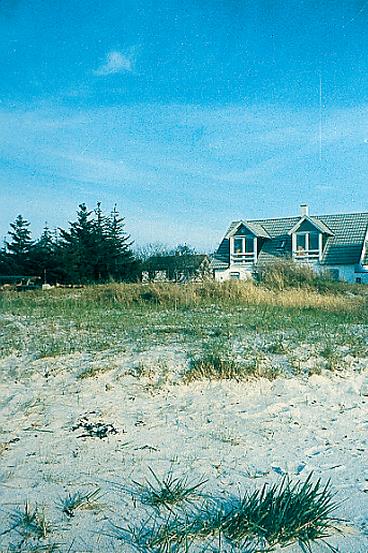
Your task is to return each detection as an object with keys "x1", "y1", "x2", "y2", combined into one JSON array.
[{"x1": 300, "y1": 203, "x2": 309, "y2": 217}]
